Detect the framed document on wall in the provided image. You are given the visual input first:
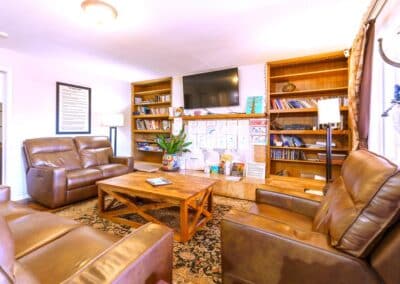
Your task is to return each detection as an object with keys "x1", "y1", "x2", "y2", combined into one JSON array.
[{"x1": 56, "y1": 82, "x2": 91, "y2": 134}]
